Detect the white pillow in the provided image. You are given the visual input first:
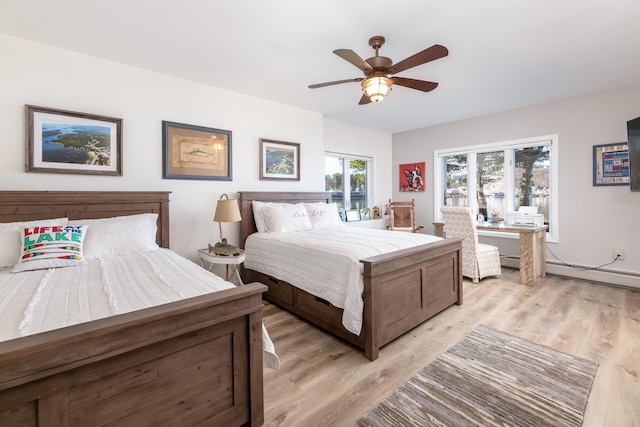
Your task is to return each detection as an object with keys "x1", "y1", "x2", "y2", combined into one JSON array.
[
  {"x1": 0, "y1": 217, "x2": 68, "y2": 269},
  {"x1": 252, "y1": 201, "x2": 302, "y2": 233},
  {"x1": 304, "y1": 202, "x2": 345, "y2": 229},
  {"x1": 69, "y1": 213, "x2": 159, "y2": 260},
  {"x1": 12, "y1": 224, "x2": 88, "y2": 273},
  {"x1": 261, "y1": 203, "x2": 312, "y2": 233}
]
